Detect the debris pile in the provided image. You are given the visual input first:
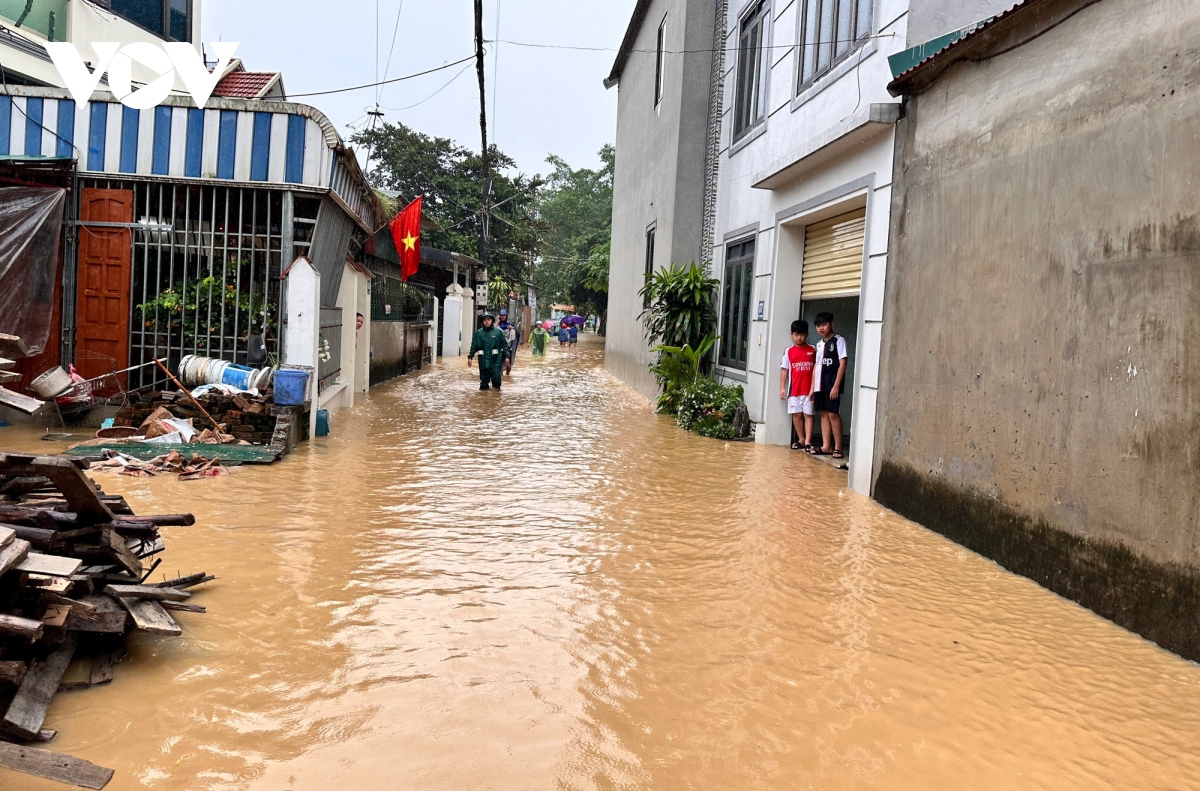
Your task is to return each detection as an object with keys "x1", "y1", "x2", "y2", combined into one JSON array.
[
  {"x1": 114, "y1": 389, "x2": 279, "y2": 446},
  {"x1": 93, "y1": 450, "x2": 228, "y2": 480},
  {"x1": 0, "y1": 451, "x2": 213, "y2": 789}
]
